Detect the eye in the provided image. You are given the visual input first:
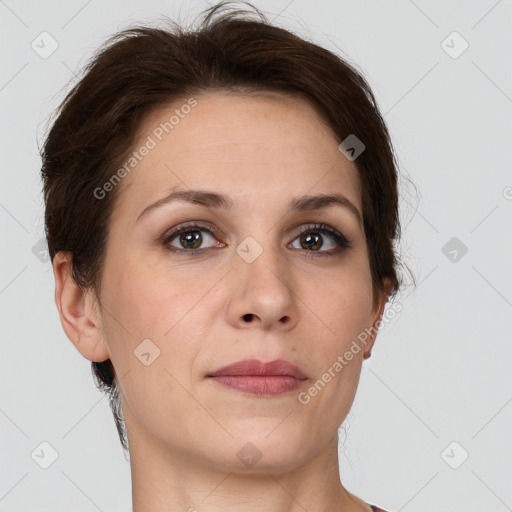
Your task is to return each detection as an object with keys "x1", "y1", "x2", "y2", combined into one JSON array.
[
  {"x1": 163, "y1": 222, "x2": 224, "y2": 254},
  {"x1": 162, "y1": 221, "x2": 352, "y2": 256},
  {"x1": 289, "y1": 223, "x2": 351, "y2": 256}
]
